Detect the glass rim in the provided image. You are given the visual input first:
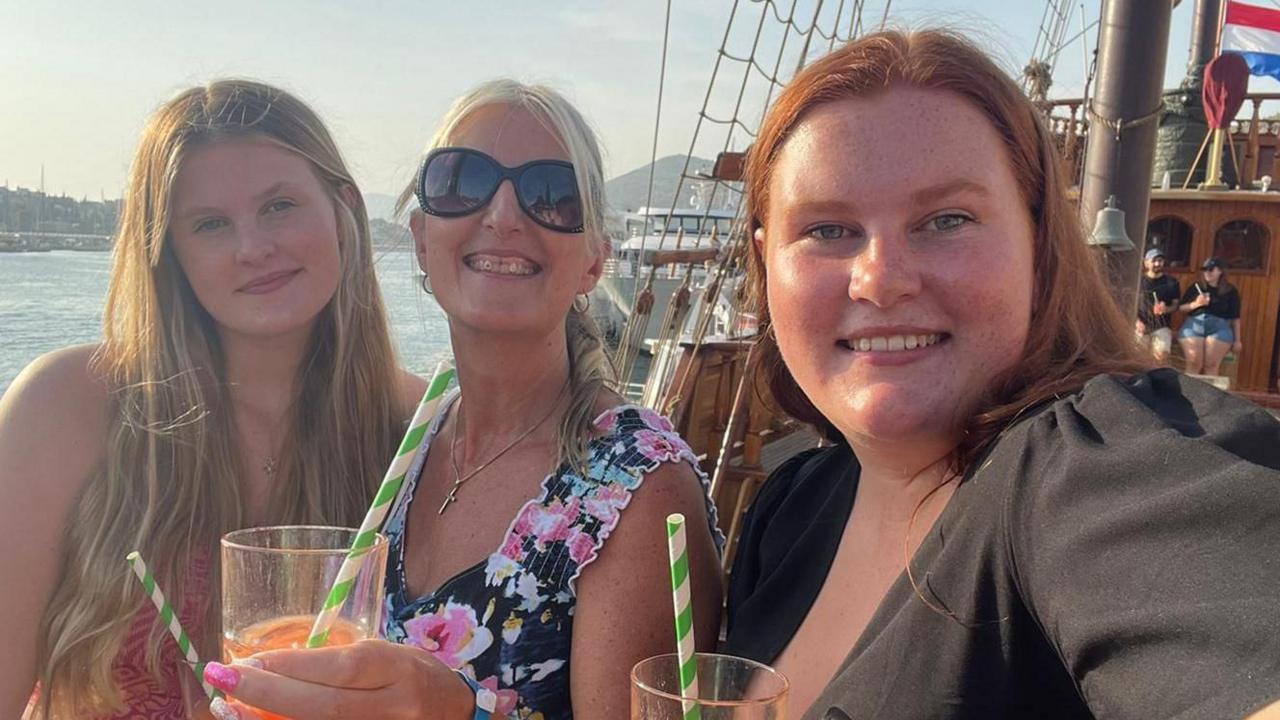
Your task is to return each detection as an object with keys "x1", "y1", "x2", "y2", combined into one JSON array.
[
  {"x1": 631, "y1": 652, "x2": 790, "y2": 707},
  {"x1": 221, "y1": 525, "x2": 387, "y2": 555}
]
